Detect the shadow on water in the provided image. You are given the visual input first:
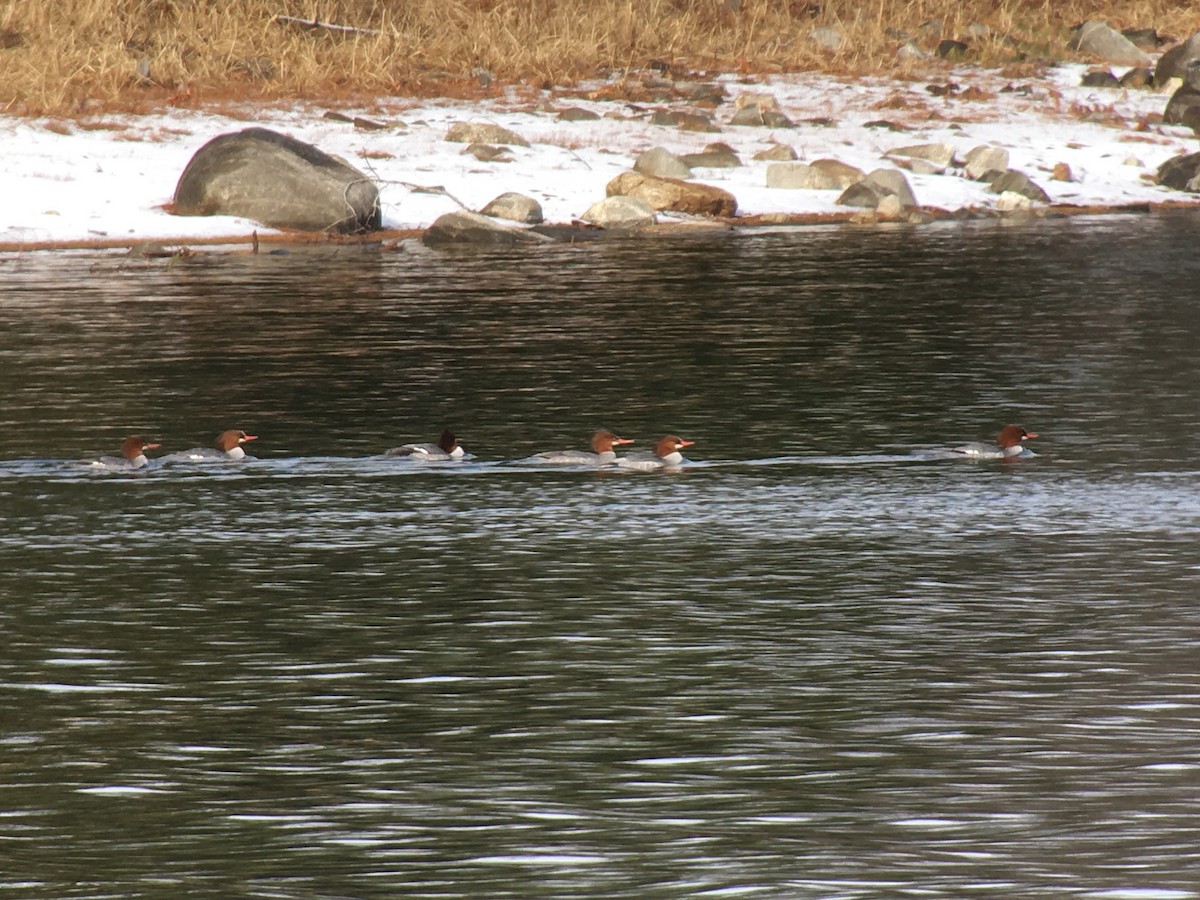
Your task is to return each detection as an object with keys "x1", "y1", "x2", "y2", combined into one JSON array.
[{"x1": 1, "y1": 215, "x2": 1200, "y2": 896}]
